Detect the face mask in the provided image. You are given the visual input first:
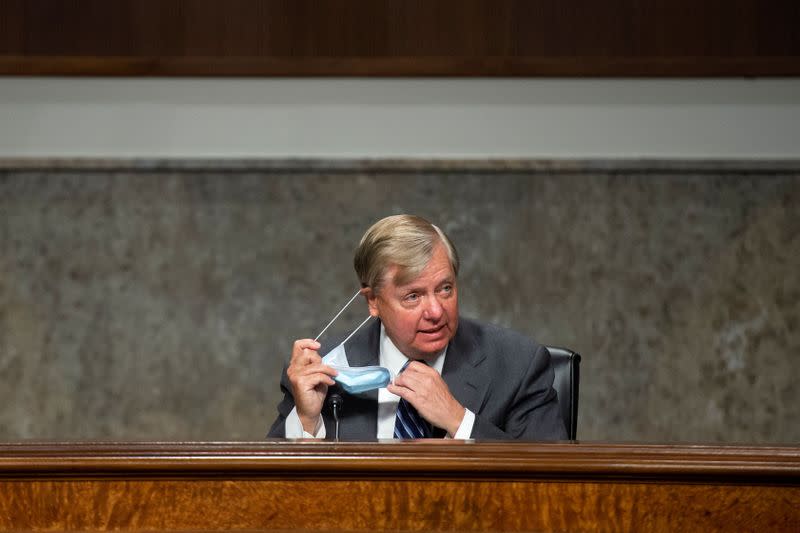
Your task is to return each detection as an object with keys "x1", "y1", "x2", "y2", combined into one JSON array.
[
  {"x1": 322, "y1": 342, "x2": 392, "y2": 394},
  {"x1": 316, "y1": 290, "x2": 393, "y2": 395}
]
